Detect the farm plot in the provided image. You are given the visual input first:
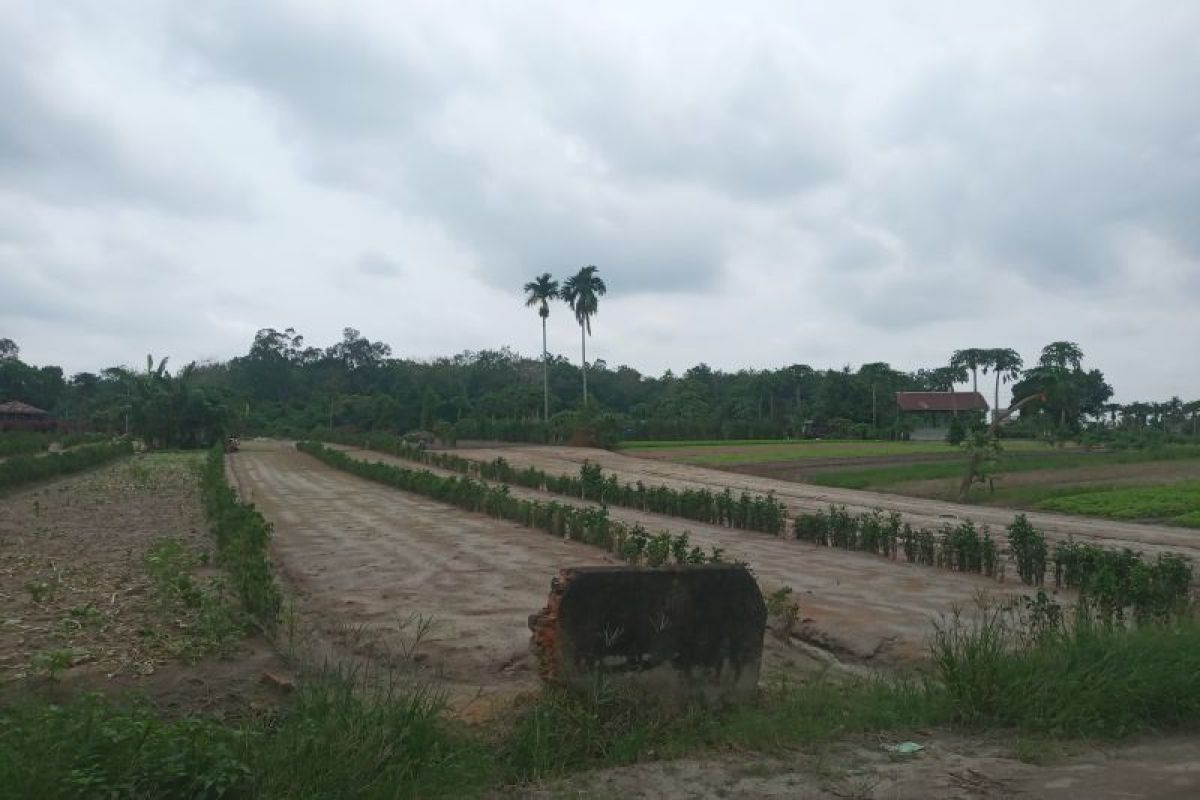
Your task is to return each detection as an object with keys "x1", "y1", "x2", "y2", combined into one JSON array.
[
  {"x1": 321, "y1": 444, "x2": 1032, "y2": 664},
  {"x1": 227, "y1": 440, "x2": 619, "y2": 702},
  {"x1": 0, "y1": 453, "x2": 280, "y2": 708},
  {"x1": 450, "y1": 445, "x2": 1200, "y2": 559}
]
